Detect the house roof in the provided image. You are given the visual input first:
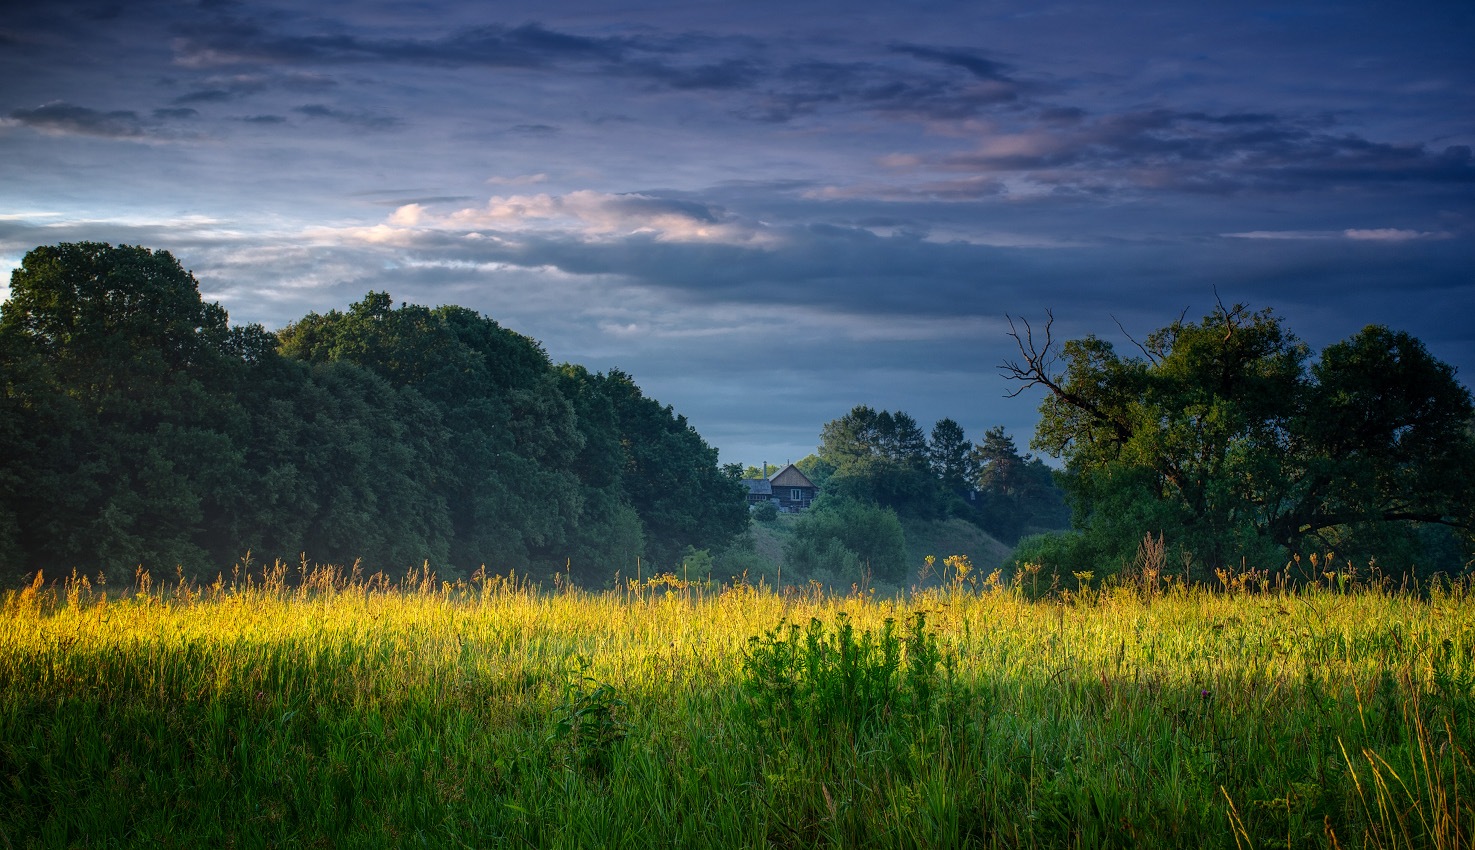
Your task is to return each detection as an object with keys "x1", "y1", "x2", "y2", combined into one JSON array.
[
  {"x1": 768, "y1": 463, "x2": 816, "y2": 489},
  {"x1": 743, "y1": 478, "x2": 772, "y2": 496}
]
